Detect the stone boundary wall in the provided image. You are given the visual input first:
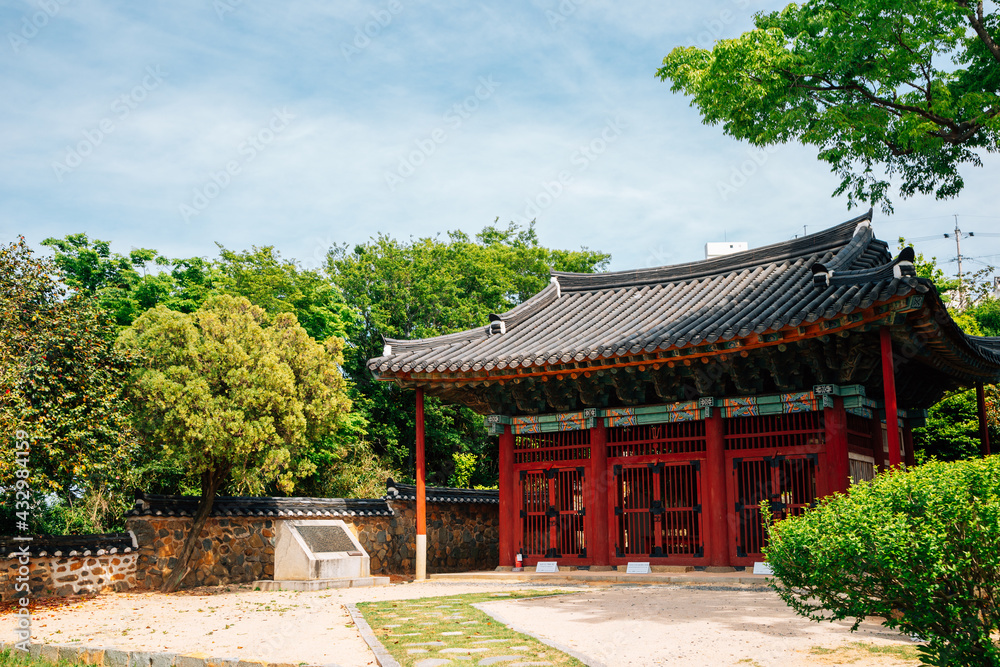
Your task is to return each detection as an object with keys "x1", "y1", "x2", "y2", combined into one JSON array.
[
  {"x1": 125, "y1": 498, "x2": 498, "y2": 589},
  {"x1": 0, "y1": 534, "x2": 139, "y2": 602},
  {"x1": 0, "y1": 493, "x2": 499, "y2": 596},
  {"x1": 0, "y1": 554, "x2": 138, "y2": 602},
  {"x1": 0, "y1": 641, "x2": 330, "y2": 667}
]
